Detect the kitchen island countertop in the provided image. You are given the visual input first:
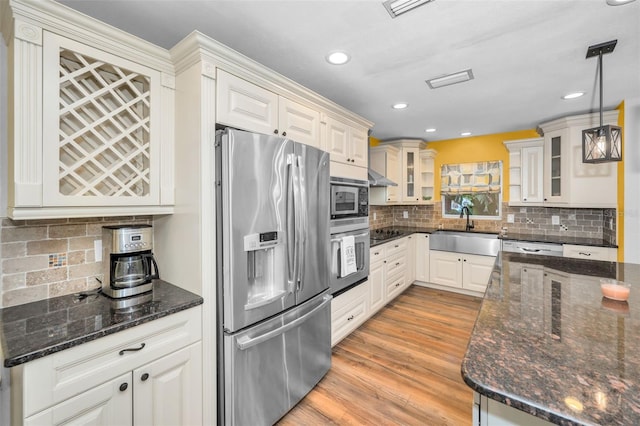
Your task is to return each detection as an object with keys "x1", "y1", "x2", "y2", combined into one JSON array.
[
  {"x1": 462, "y1": 253, "x2": 640, "y2": 425},
  {"x1": 0, "y1": 280, "x2": 203, "y2": 367}
]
